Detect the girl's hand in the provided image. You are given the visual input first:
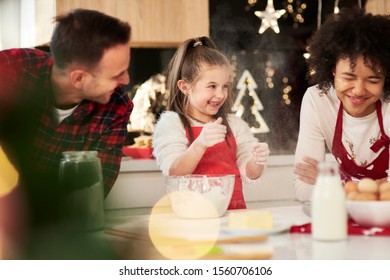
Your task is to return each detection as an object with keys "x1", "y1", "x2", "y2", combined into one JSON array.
[
  {"x1": 251, "y1": 142, "x2": 270, "y2": 165},
  {"x1": 294, "y1": 157, "x2": 319, "y2": 185},
  {"x1": 195, "y1": 117, "x2": 227, "y2": 148}
]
